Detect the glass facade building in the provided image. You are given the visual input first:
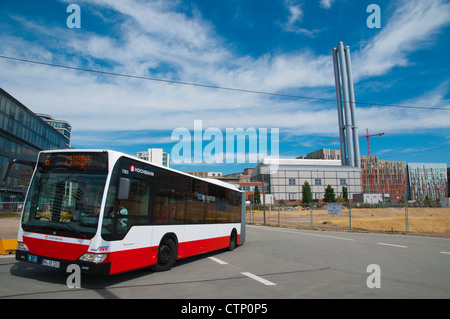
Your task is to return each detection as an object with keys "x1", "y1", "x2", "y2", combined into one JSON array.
[
  {"x1": 0, "y1": 88, "x2": 69, "y2": 202},
  {"x1": 36, "y1": 113, "x2": 72, "y2": 147},
  {"x1": 407, "y1": 163, "x2": 448, "y2": 201}
]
